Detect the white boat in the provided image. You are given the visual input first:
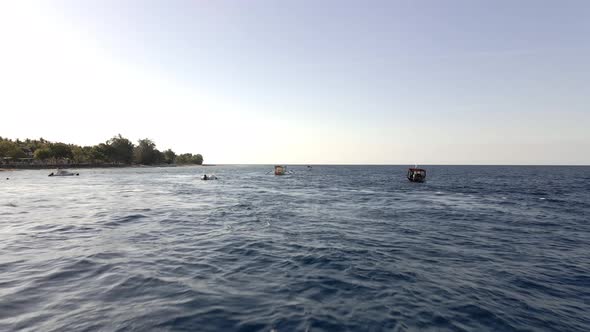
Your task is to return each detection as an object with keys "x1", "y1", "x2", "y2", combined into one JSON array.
[
  {"x1": 201, "y1": 174, "x2": 217, "y2": 180},
  {"x1": 49, "y1": 169, "x2": 79, "y2": 177}
]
